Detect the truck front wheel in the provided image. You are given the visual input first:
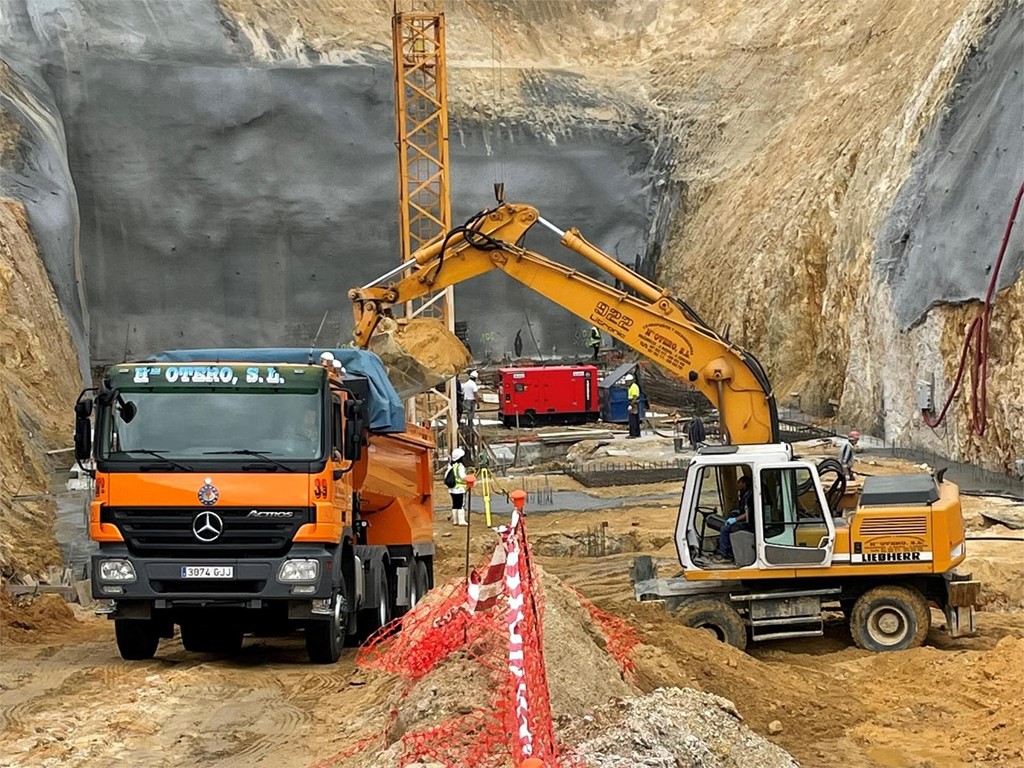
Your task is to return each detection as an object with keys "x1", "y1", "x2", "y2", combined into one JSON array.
[
  {"x1": 850, "y1": 585, "x2": 930, "y2": 652},
  {"x1": 306, "y1": 593, "x2": 344, "y2": 664},
  {"x1": 114, "y1": 618, "x2": 160, "y2": 660}
]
